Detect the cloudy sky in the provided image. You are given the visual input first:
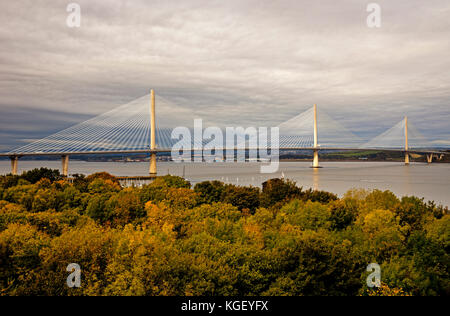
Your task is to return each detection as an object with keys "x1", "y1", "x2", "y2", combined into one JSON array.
[{"x1": 1, "y1": 0, "x2": 449, "y2": 151}]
